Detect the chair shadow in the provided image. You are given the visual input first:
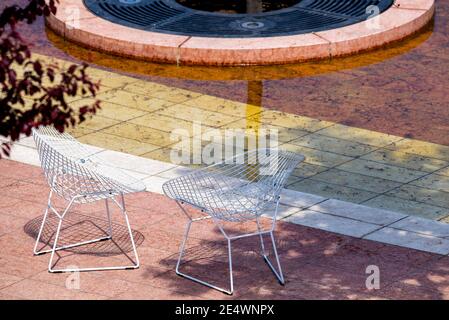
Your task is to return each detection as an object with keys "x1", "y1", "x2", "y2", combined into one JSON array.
[
  {"x1": 156, "y1": 224, "x2": 291, "y2": 298},
  {"x1": 24, "y1": 213, "x2": 145, "y2": 257},
  {"x1": 152, "y1": 219, "x2": 449, "y2": 300}
]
